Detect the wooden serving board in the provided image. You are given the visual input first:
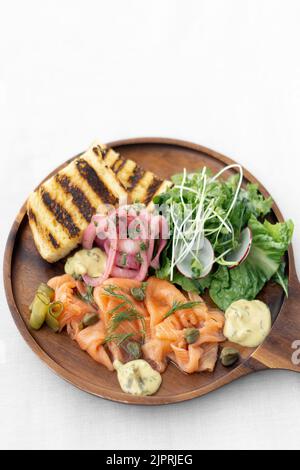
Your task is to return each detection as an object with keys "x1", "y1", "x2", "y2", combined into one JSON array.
[{"x1": 4, "y1": 138, "x2": 300, "y2": 405}]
